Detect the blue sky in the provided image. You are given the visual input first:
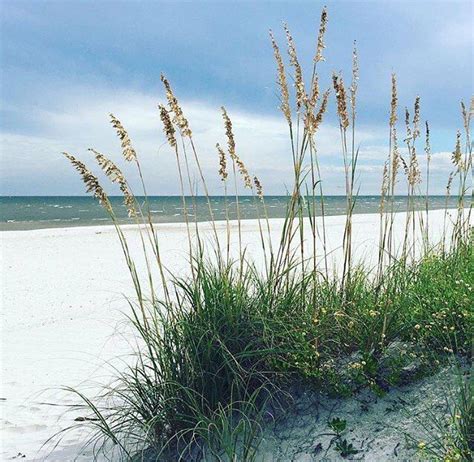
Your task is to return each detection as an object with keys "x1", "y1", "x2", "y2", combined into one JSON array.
[{"x1": 1, "y1": 0, "x2": 472, "y2": 195}]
